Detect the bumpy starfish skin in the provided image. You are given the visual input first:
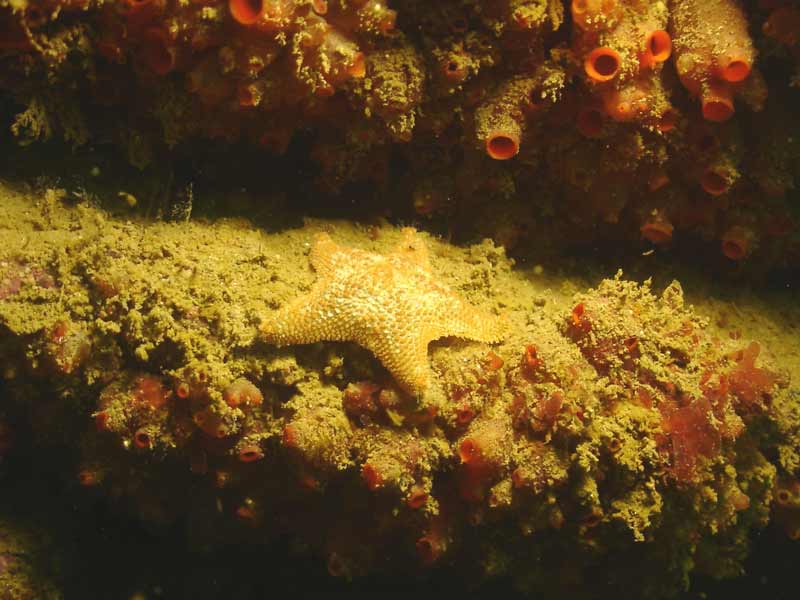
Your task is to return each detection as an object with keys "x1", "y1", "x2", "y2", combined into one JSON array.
[{"x1": 260, "y1": 229, "x2": 505, "y2": 395}]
